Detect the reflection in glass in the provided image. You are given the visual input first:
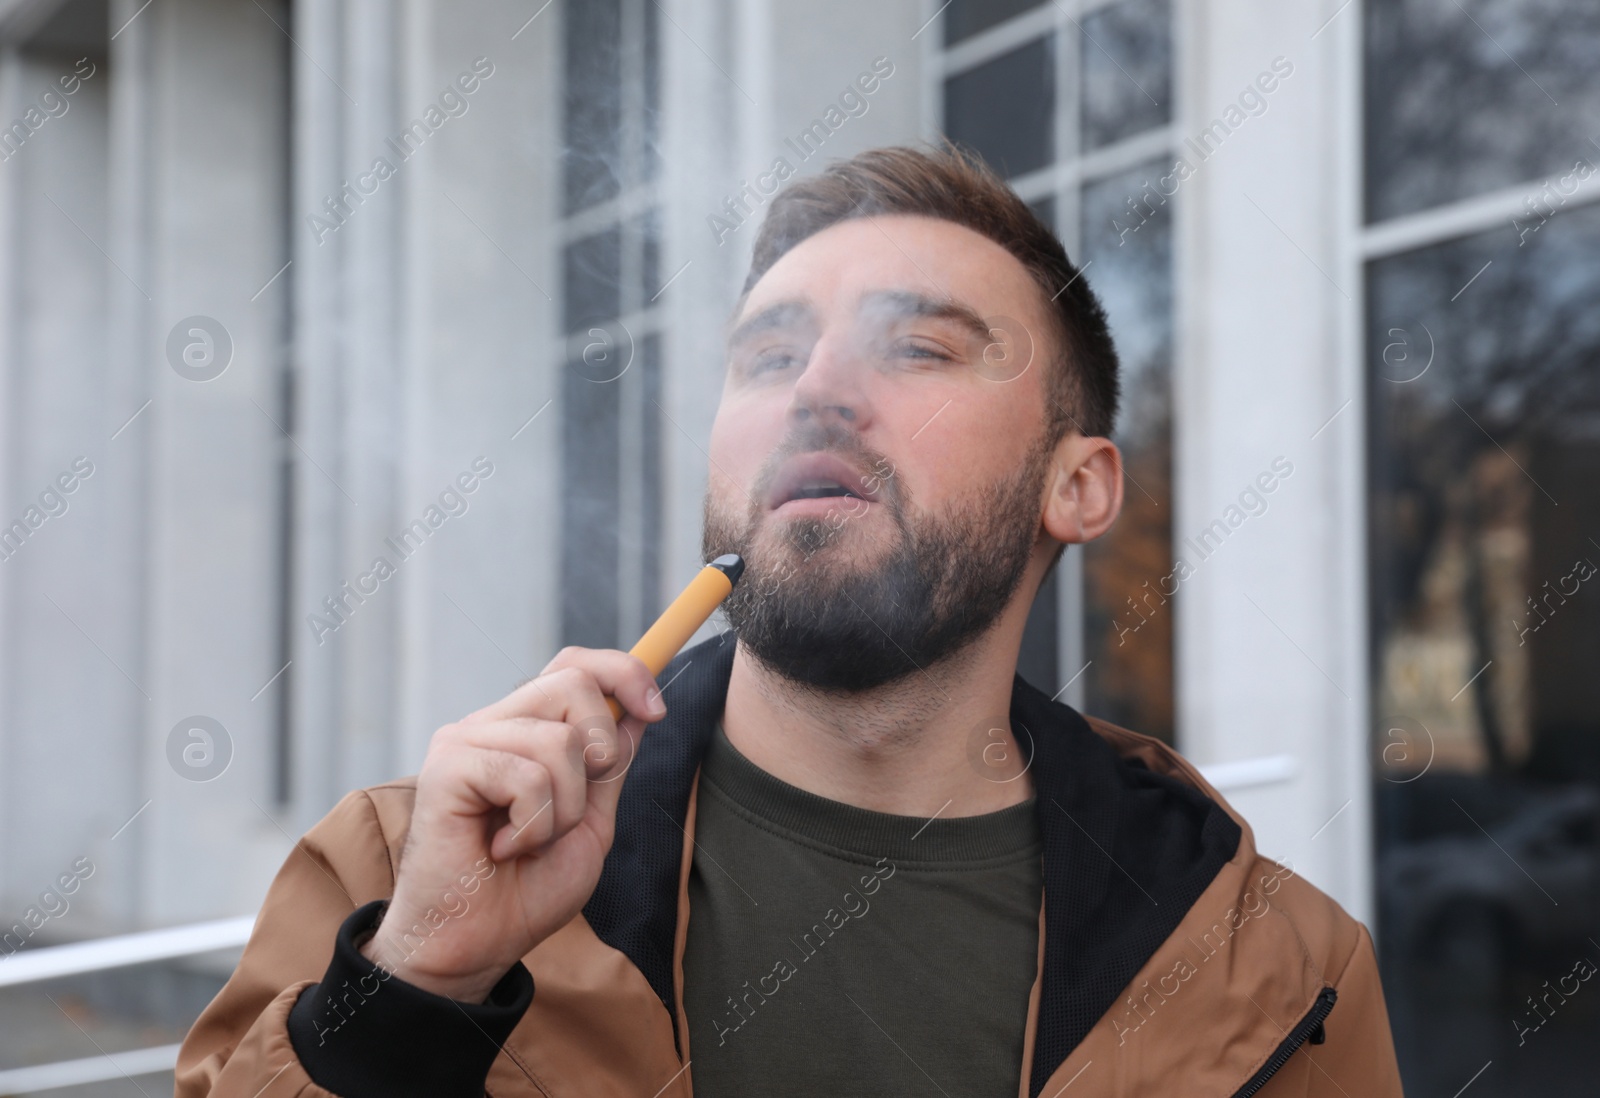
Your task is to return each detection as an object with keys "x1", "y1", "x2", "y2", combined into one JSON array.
[
  {"x1": 943, "y1": 37, "x2": 1055, "y2": 180},
  {"x1": 1081, "y1": 0, "x2": 1172, "y2": 151},
  {"x1": 1079, "y1": 160, "x2": 1175, "y2": 741},
  {"x1": 1364, "y1": 0, "x2": 1600, "y2": 223},
  {"x1": 1369, "y1": 203, "x2": 1600, "y2": 1096}
]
